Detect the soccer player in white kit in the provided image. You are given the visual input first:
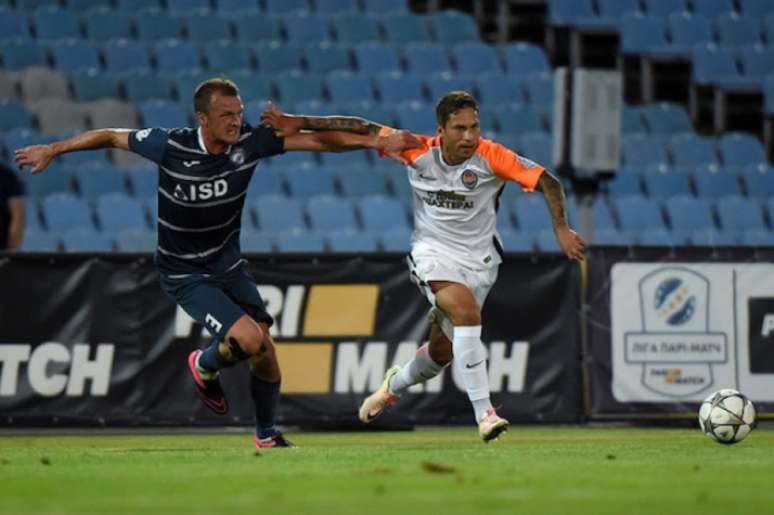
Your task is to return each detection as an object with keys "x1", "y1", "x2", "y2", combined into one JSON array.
[{"x1": 261, "y1": 91, "x2": 586, "y2": 441}]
